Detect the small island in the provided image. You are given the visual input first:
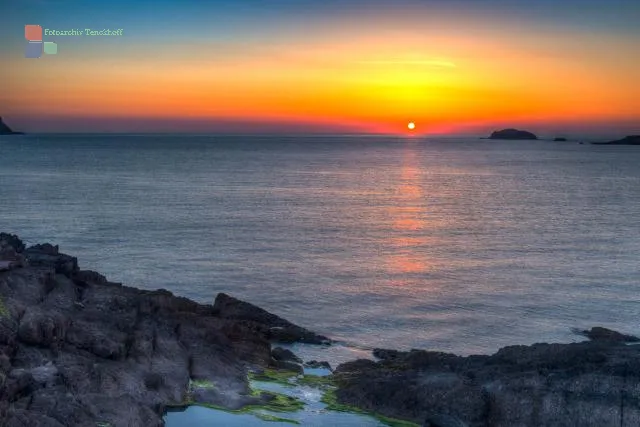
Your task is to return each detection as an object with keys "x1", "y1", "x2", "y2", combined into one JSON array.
[
  {"x1": 592, "y1": 135, "x2": 640, "y2": 145},
  {"x1": 488, "y1": 128, "x2": 538, "y2": 140},
  {"x1": 0, "y1": 117, "x2": 24, "y2": 135},
  {"x1": 553, "y1": 137, "x2": 568, "y2": 142}
]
